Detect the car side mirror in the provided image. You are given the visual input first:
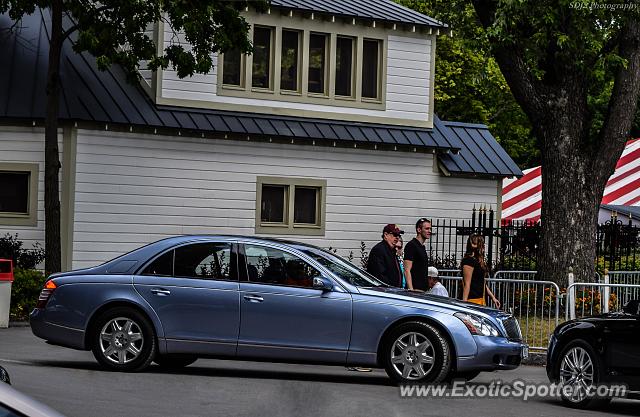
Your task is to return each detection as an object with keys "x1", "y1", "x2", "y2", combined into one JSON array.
[
  {"x1": 313, "y1": 276, "x2": 334, "y2": 292},
  {"x1": 622, "y1": 299, "x2": 640, "y2": 315}
]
